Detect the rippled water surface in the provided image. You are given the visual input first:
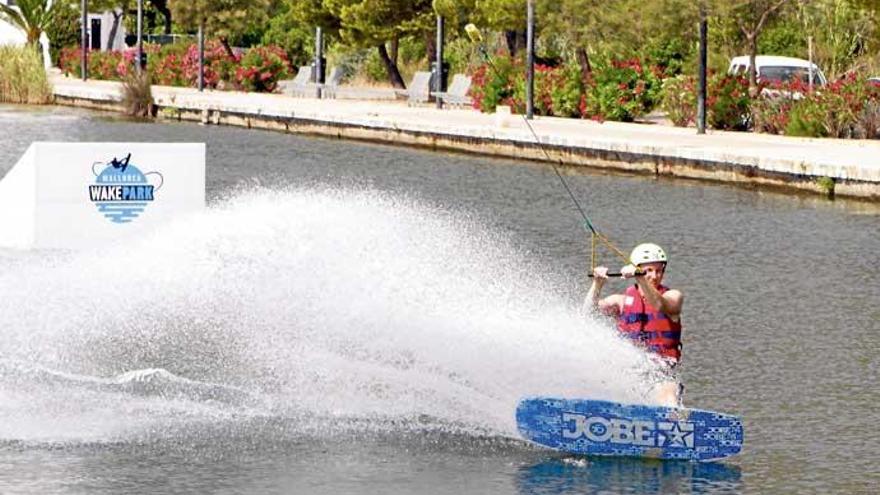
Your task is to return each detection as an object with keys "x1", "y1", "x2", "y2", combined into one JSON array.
[{"x1": 1, "y1": 104, "x2": 878, "y2": 494}]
